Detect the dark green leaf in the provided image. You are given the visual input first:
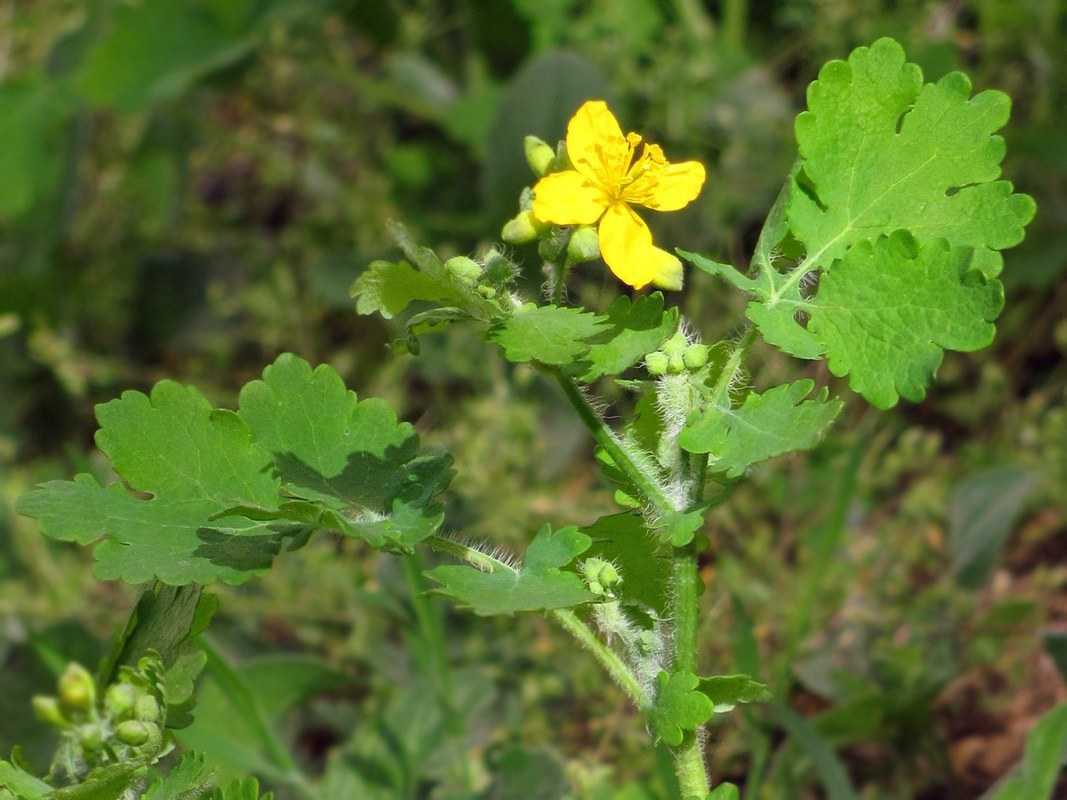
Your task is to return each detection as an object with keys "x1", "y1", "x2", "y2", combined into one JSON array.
[
  {"x1": 697, "y1": 674, "x2": 771, "y2": 713},
  {"x1": 581, "y1": 513, "x2": 669, "y2": 615}
]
